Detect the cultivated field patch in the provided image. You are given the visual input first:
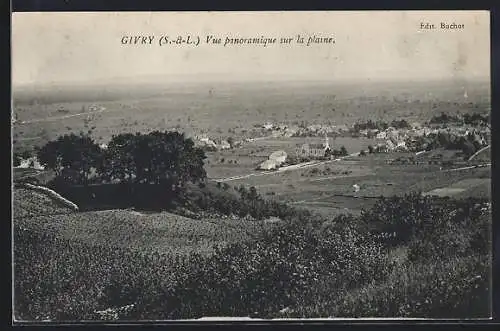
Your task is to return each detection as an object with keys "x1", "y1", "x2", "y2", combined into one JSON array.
[{"x1": 424, "y1": 177, "x2": 491, "y2": 198}]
